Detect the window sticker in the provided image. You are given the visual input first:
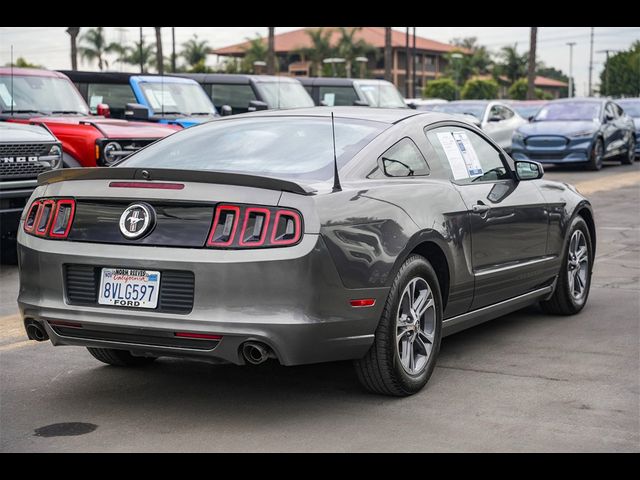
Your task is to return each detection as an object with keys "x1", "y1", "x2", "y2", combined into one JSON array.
[
  {"x1": 145, "y1": 90, "x2": 161, "y2": 109},
  {"x1": 452, "y1": 131, "x2": 483, "y2": 177},
  {"x1": 323, "y1": 93, "x2": 335, "y2": 107},
  {"x1": 0, "y1": 84, "x2": 16, "y2": 107},
  {"x1": 436, "y1": 132, "x2": 470, "y2": 180},
  {"x1": 154, "y1": 89, "x2": 178, "y2": 107}
]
